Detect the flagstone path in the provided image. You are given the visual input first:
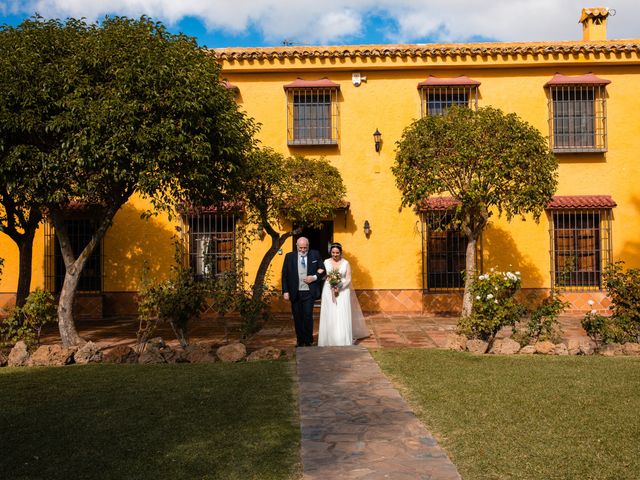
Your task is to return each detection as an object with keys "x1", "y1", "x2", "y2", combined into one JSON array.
[{"x1": 296, "y1": 345, "x2": 461, "y2": 480}]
